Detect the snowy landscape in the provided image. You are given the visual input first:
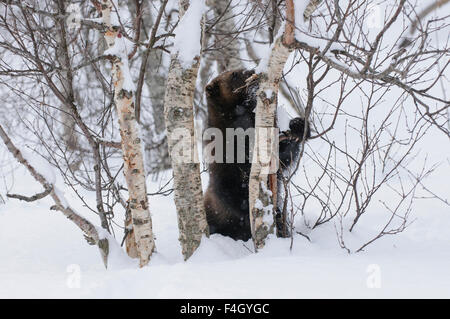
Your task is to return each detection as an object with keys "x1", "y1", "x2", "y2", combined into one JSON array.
[
  {"x1": 0, "y1": 0, "x2": 449, "y2": 299},
  {"x1": 1, "y1": 163, "x2": 450, "y2": 298}
]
